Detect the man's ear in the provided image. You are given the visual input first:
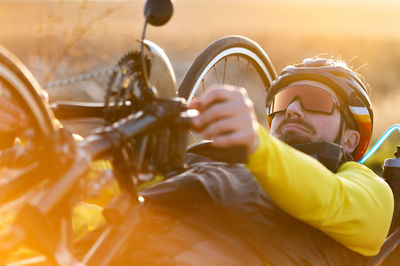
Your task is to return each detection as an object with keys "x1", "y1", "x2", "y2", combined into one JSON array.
[{"x1": 341, "y1": 128, "x2": 360, "y2": 154}]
